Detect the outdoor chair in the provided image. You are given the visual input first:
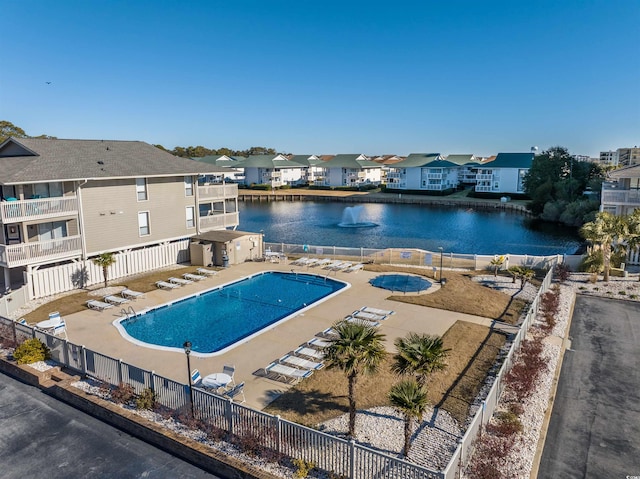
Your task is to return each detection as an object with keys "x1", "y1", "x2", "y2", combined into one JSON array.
[
  {"x1": 265, "y1": 362, "x2": 313, "y2": 384},
  {"x1": 52, "y1": 320, "x2": 67, "y2": 339},
  {"x1": 344, "y1": 263, "x2": 364, "y2": 273},
  {"x1": 361, "y1": 306, "x2": 395, "y2": 317},
  {"x1": 307, "y1": 337, "x2": 331, "y2": 349},
  {"x1": 183, "y1": 273, "x2": 205, "y2": 281},
  {"x1": 104, "y1": 295, "x2": 130, "y2": 306},
  {"x1": 345, "y1": 316, "x2": 380, "y2": 328},
  {"x1": 279, "y1": 353, "x2": 324, "y2": 371},
  {"x1": 168, "y1": 277, "x2": 192, "y2": 286},
  {"x1": 191, "y1": 369, "x2": 203, "y2": 387},
  {"x1": 351, "y1": 310, "x2": 387, "y2": 321},
  {"x1": 293, "y1": 346, "x2": 324, "y2": 361},
  {"x1": 223, "y1": 382, "x2": 246, "y2": 403},
  {"x1": 86, "y1": 299, "x2": 114, "y2": 311},
  {"x1": 222, "y1": 364, "x2": 236, "y2": 386},
  {"x1": 156, "y1": 281, "x2": 180, "y2": 290},
  {"x1": 195, "y1": 267, "x2": 218, "y2": 276},
  {"x1": 121, "y1": 289, "x2": 144, "y2": 300}
]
